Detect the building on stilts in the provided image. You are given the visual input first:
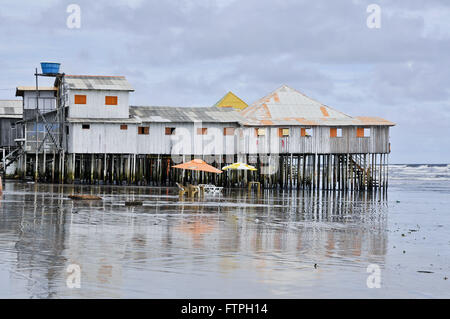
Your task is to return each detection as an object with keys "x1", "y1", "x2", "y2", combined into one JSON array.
[{"x1": 5, "y1": 64, "x2": 395, "y2": 191}]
